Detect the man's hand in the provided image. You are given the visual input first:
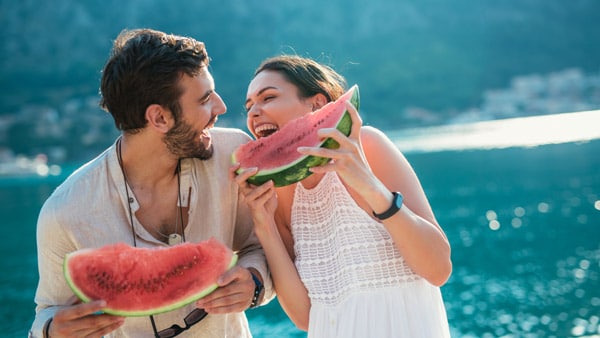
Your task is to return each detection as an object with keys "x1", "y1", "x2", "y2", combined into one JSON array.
[
  {"x1": 48, "y1": 298, "x2": 124, "y2": 338},
  {"x1": 195, "y1": 266, "x2": 258, "y2": 313}
]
